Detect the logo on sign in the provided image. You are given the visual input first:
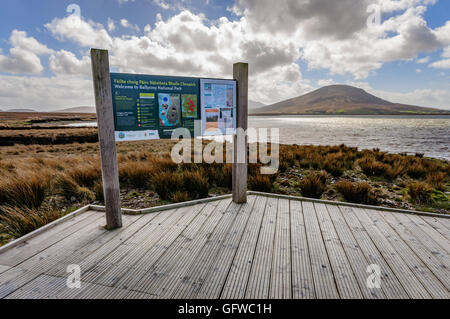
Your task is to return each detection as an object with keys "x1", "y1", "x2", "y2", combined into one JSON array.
[{"x1": 118, "y1": 132, "x2": 125, "y2": 139}]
